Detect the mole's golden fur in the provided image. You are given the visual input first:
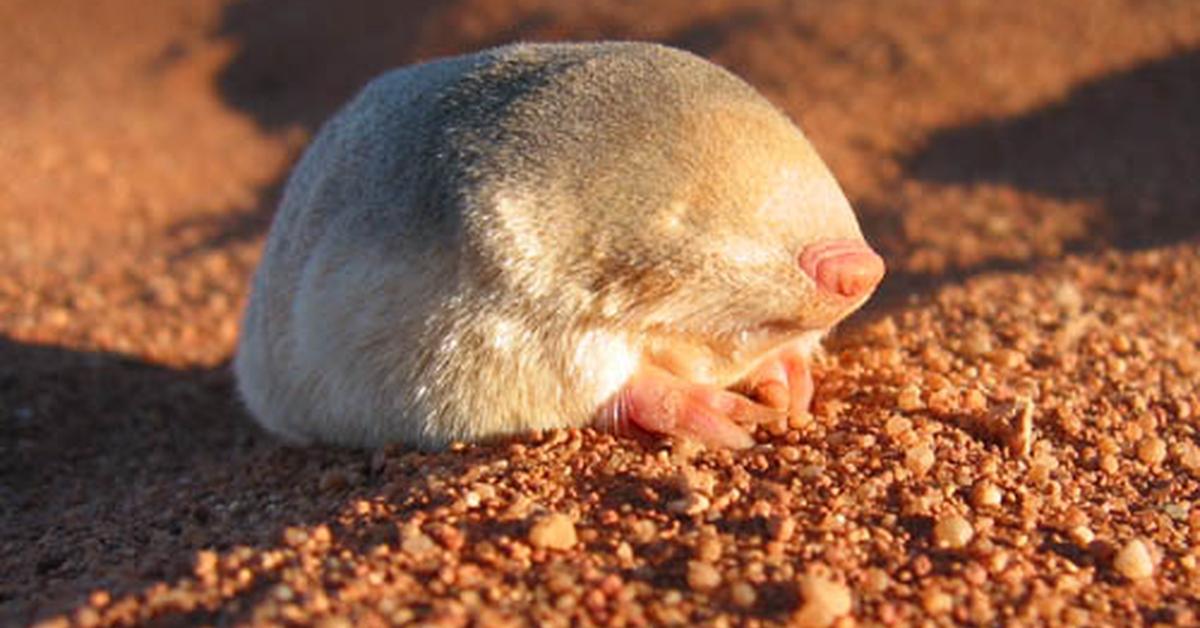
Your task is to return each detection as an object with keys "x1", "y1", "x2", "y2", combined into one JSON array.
[{"x1": 235, "y1": 42, "x2": 884, "y2": 450}]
